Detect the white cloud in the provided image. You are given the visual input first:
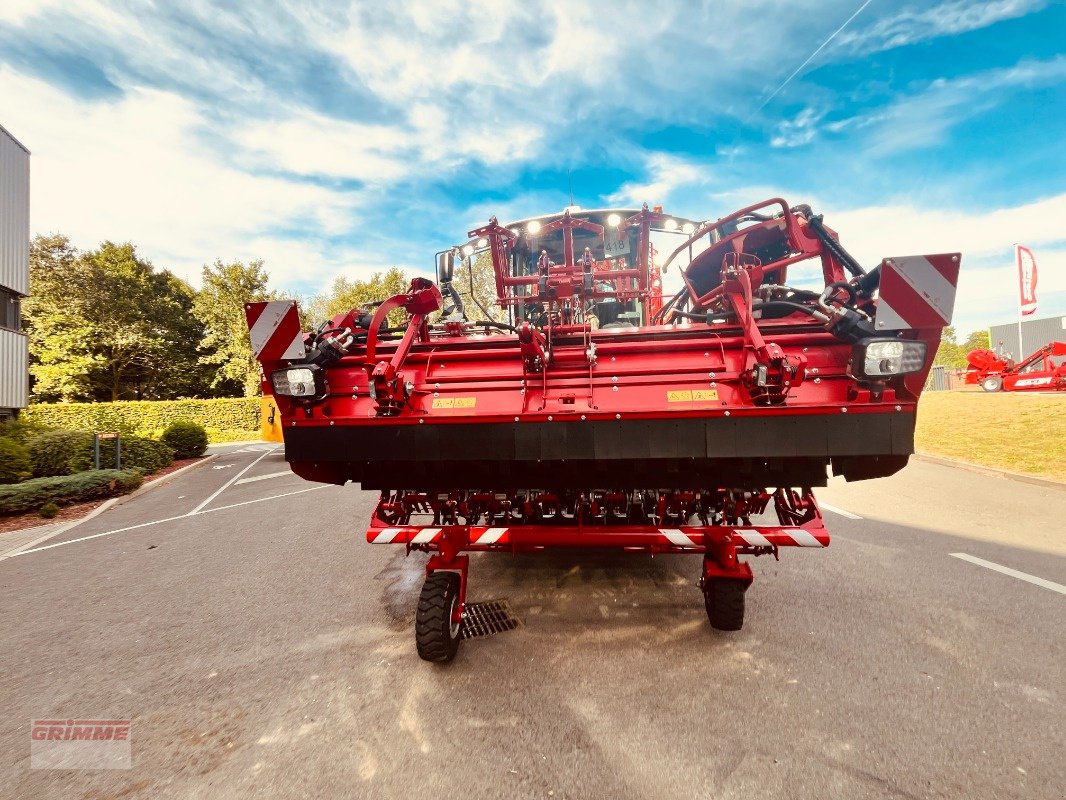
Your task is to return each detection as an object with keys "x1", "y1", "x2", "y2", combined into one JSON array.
[
  {"x1": 770, "y1": 107, "x2": 824, "y2": 148},
  {"x1": 0, "y1": 67, "x2": 362, "y2": 291},
  {"x1": 608, "y1": 154, "x2": 706, "y2": 206},
  {"x1": 838, "y1": 0, "x2": 1046, "y2": 53}
]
